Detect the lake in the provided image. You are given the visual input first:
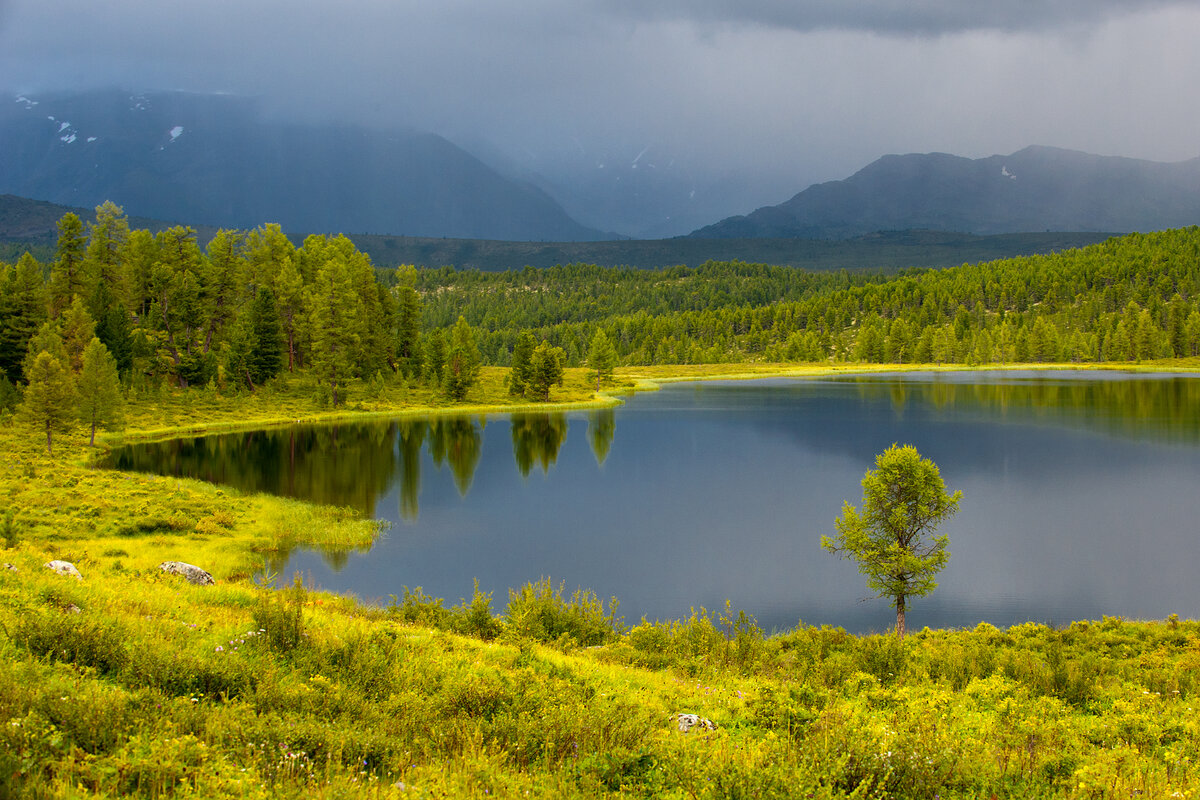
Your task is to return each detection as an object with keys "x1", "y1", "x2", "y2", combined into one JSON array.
[{"x1": 104, "y1": 371, "x2": 1200, "y2": 634}]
